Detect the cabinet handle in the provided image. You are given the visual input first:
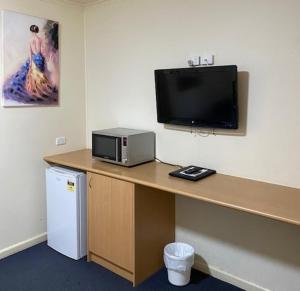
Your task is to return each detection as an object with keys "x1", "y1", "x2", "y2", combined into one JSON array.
[{"x1": 89, "y1": 176, "x2": 93, "y2": 189}]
